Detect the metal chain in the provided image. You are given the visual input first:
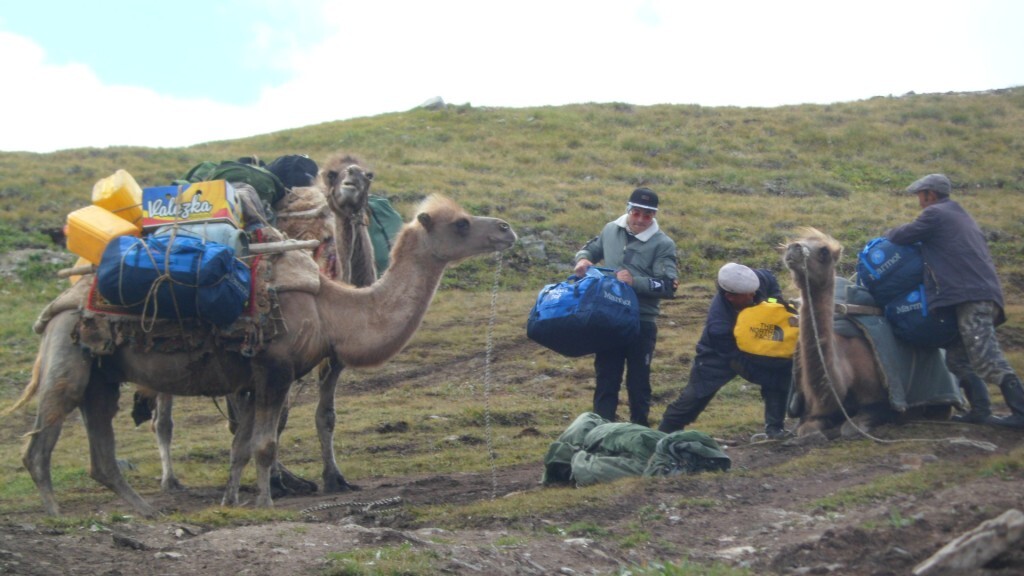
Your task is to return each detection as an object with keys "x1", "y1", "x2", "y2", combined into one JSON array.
[{"x1": 299, "y1": 496, "x2": 404, "y2": 520}]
